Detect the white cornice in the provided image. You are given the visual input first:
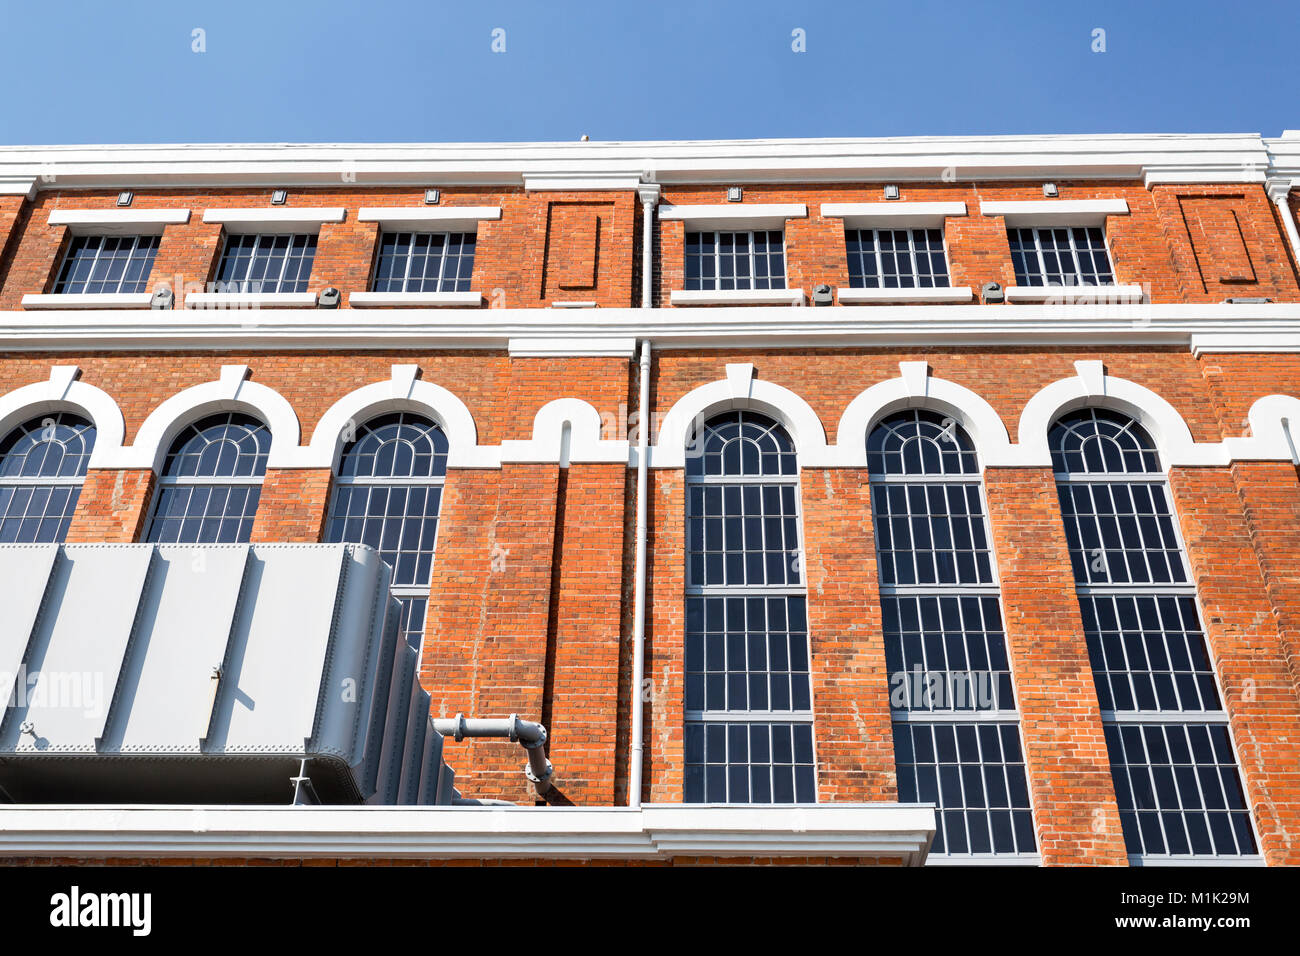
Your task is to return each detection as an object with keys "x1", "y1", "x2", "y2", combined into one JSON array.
[
  {"x1": 980, "y1": 198, "x2": 1129, "y2": 225},
  {"x1": 0, "y1": 133, "x2": 1278, "y2": 190},
  {"x1": 202, "y1": 207, "x2": 346, "y2": 230},
  {"x1": 659, "y1": 202, "x2": 807, "y2": 229},
  {"x1": 821, "y1": 201, "x2": 967, "y2": 227},
  {"x1": 356, "y1": 205, "x2": 501, "y2": 231},
  {"x1": 0, "y1": 803, "x2": 936, "y2": 863},
  {"x1": 47, "y1": 208, "x2": 191, "y2": 234},
  {"x1": 5, "y1": 303, "x2": 1300, "y2": 352}
]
